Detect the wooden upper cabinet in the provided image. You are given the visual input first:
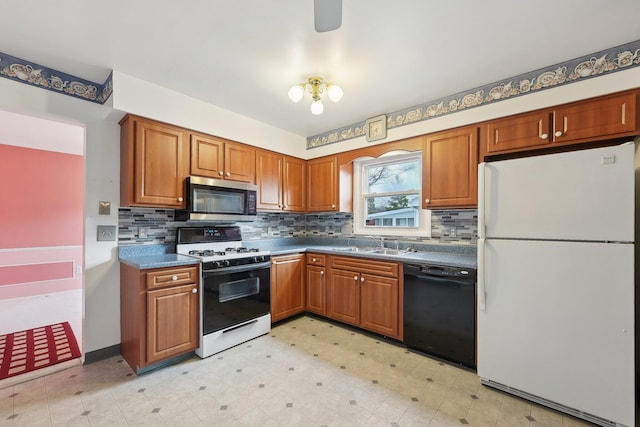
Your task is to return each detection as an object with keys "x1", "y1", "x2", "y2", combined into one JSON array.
[
  {"x1": 423, "y1": 126, "x2": 479, "y2": 209},
  {"x1": 485, "y1": 111, "x2": 552, "y2": 154},
  {"x1": 190, "y1": 133, "x2": 254, "y2": 183},
  {"x1": 120, "y1": 116, "x2": 189, "y2": 208},
  {"x1": 484, "y1": 90, "x2": 639, "y2": 156},
  {"x1": 283, "y1": 156, "x2": 306, "y2": 211},
  {"x1": 190, "y1": 134, "x2": 223, "y2": 178},
  {"x1": 225, "y1": 141, "x2": 255, "y2": 183},
  {"x1": 255, "y1": 150, "x2": 305, "y2": 211},
  {"x1": 307, "y1": 156, "x2": 338, "y2": 212},
  {"x1": 552, "y1": 91, "x2": 638, "y2": 144},
  {"x1": 256, "y1": 150, "x2": 283, "y2": 210}
]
